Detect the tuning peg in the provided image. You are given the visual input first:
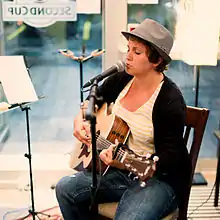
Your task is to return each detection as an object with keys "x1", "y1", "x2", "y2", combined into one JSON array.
[
  {"x1": 125, "y1": 163, "x2": 131, "y2": 168},
  {"x1": 128, "y1": 172, "x2": 132, "y2": 177},
  {"x1": 140, "y1": 181, "x2": 146, "y2": 188},
  {"x1": 131, "y1": 168, "x2": 137, "y2": 172},
  {"x1": 133, "y1": 176, "x2": 139, "y2": 181},
  {"x1": 153, "y1": 156, "x2": 159, "y2": 162}
]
